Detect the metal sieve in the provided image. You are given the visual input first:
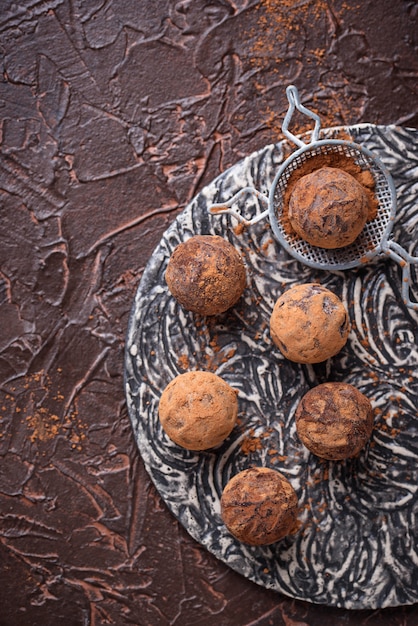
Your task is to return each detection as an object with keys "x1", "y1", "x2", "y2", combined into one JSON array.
[{"x1": 209, "y1": 85, "x2": 417, "y2": 310}]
